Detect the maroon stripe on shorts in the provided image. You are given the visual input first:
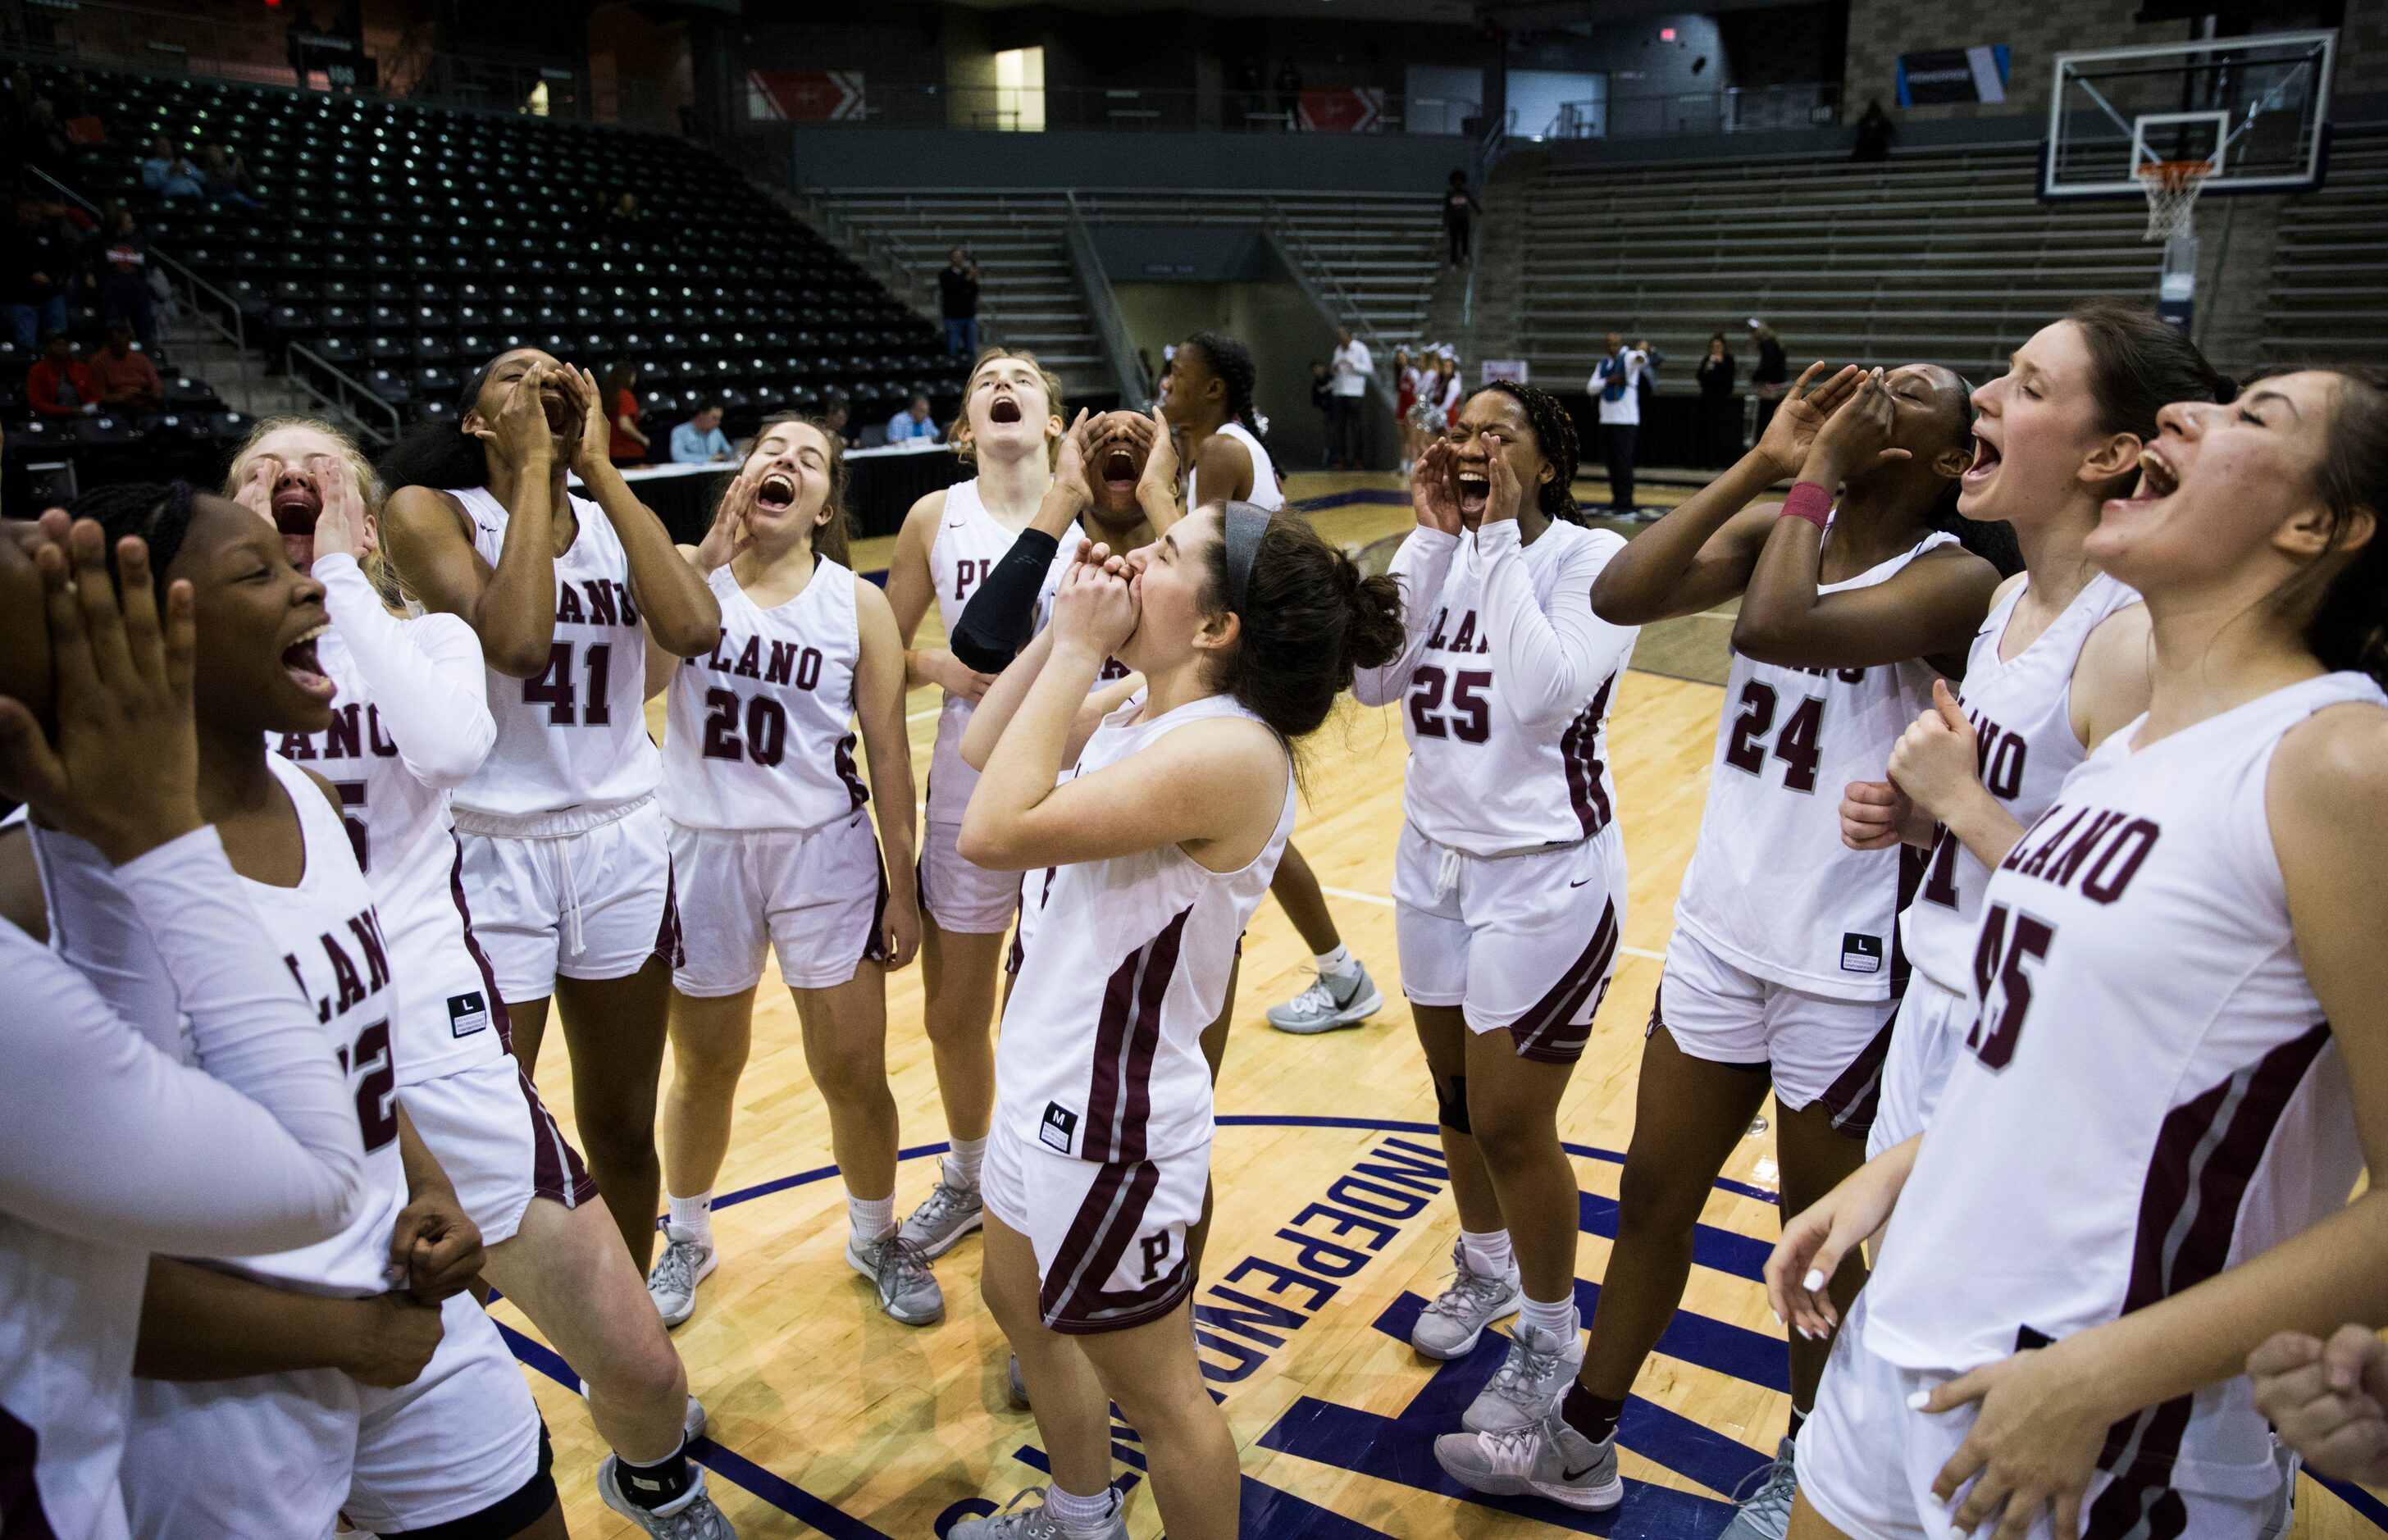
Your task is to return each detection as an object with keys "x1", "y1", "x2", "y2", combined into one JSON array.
[
  {"x1": 1504, "y1": 897, "x2": 1620, "y2": 1064},
  {"x1": 652, "y1": 841, "x2": 685, "y2": 972},
  {"x1": 517, "y1": 1066, "x2": 597, "y2": 1210},
  {"x1": 1081, "y1": 907, "x2": 1192, "y2": 1164},
  {"x1": 859, "y1": 842, "x2": 891, "y2": 967},
  {"x1": 1806, "y1": 1010, "x2": 1897, "y2": 1134},
  {"x1": 2083, "y1": 1478, "x2": 2189, "y2": 1540},
  {"x1": 1037, "y1": 1157, "x2": 1190, "y2": 1335},
  {"x1": 833, "y1": 730, "x2": 868, "y2": 812},
  {"x1": 0, "y1": 1404, "x2": 57, "y2": 1539},
  {"x1": 446, "y1": 833, "x2": 518, "y2": 1049}
]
